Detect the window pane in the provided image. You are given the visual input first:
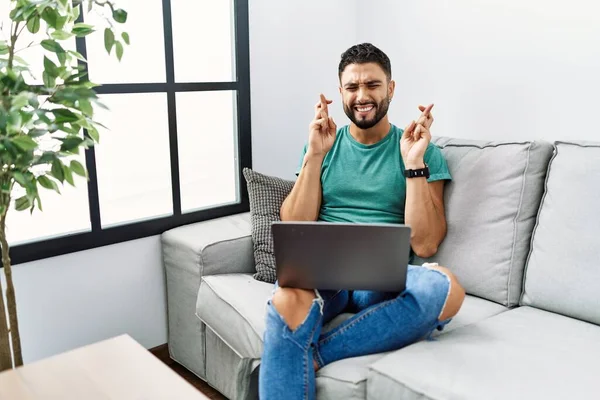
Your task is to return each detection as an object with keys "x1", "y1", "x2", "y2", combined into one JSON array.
[
  {"x1": 6, "y1": 154, "x2": 90, "y2": 246},
  {"x1": 84, "y1": 0, "x2": 166, "y2": 84},
  {"x1": 0, "y1": 3, "x2": 77, "y2": 86},
  {"x1": 171, "y1": 0, "x2": 236, "y2": 82},
  {"x1": 94, "y1": 93, "x2": 172, "y2": 227},
  {"x1": 176, "y1": 91, "x2": 239, "y2": 213}
]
